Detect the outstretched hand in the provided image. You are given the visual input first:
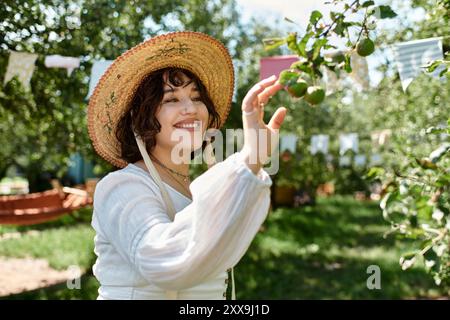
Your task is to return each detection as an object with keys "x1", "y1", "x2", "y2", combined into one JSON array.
[{"x1": 241, "y1": 75, "x2": 287, "y2": 174}]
